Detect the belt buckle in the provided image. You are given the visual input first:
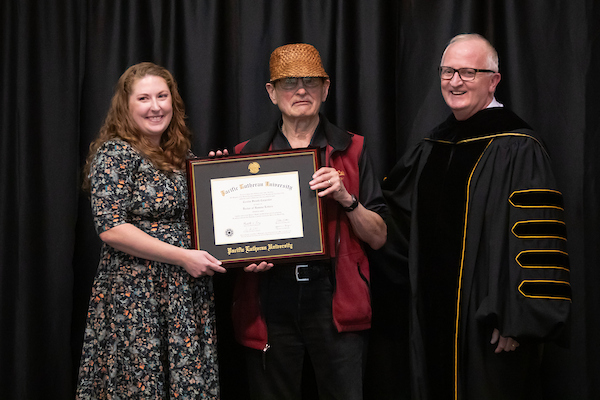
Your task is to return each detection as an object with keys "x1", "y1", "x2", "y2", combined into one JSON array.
[{"x1": 295, "y1": 264, "x2": 309, "y2": 282}]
